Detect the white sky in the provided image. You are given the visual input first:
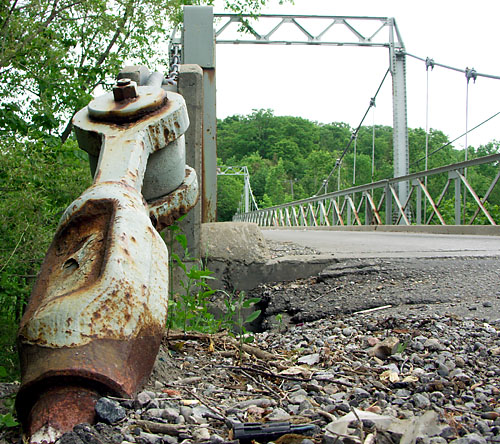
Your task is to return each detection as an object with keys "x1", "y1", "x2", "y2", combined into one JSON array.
[{"x1": 213, "y1": 0, "x2": 500, "y2": 148}]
